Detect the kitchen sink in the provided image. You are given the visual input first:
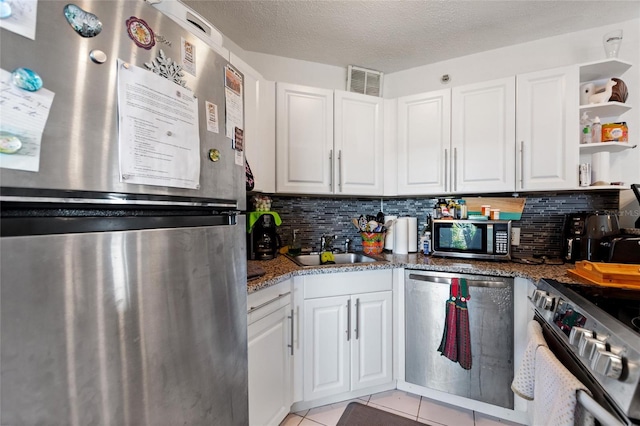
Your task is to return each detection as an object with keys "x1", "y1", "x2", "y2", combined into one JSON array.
[{"x1": 286, "y1": 252, "x2": 385, "y2": 267}]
